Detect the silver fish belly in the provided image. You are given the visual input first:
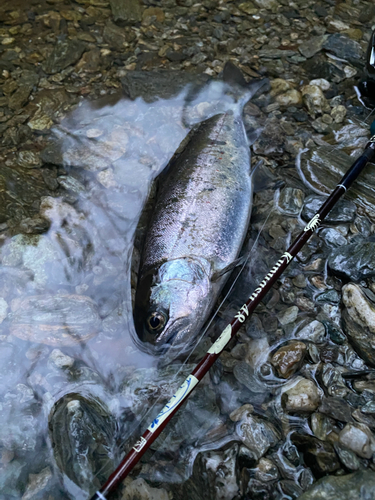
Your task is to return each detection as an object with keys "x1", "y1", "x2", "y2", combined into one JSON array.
[{"x1": 134, "y1": 109, "x2": 254, "y2": 352}]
